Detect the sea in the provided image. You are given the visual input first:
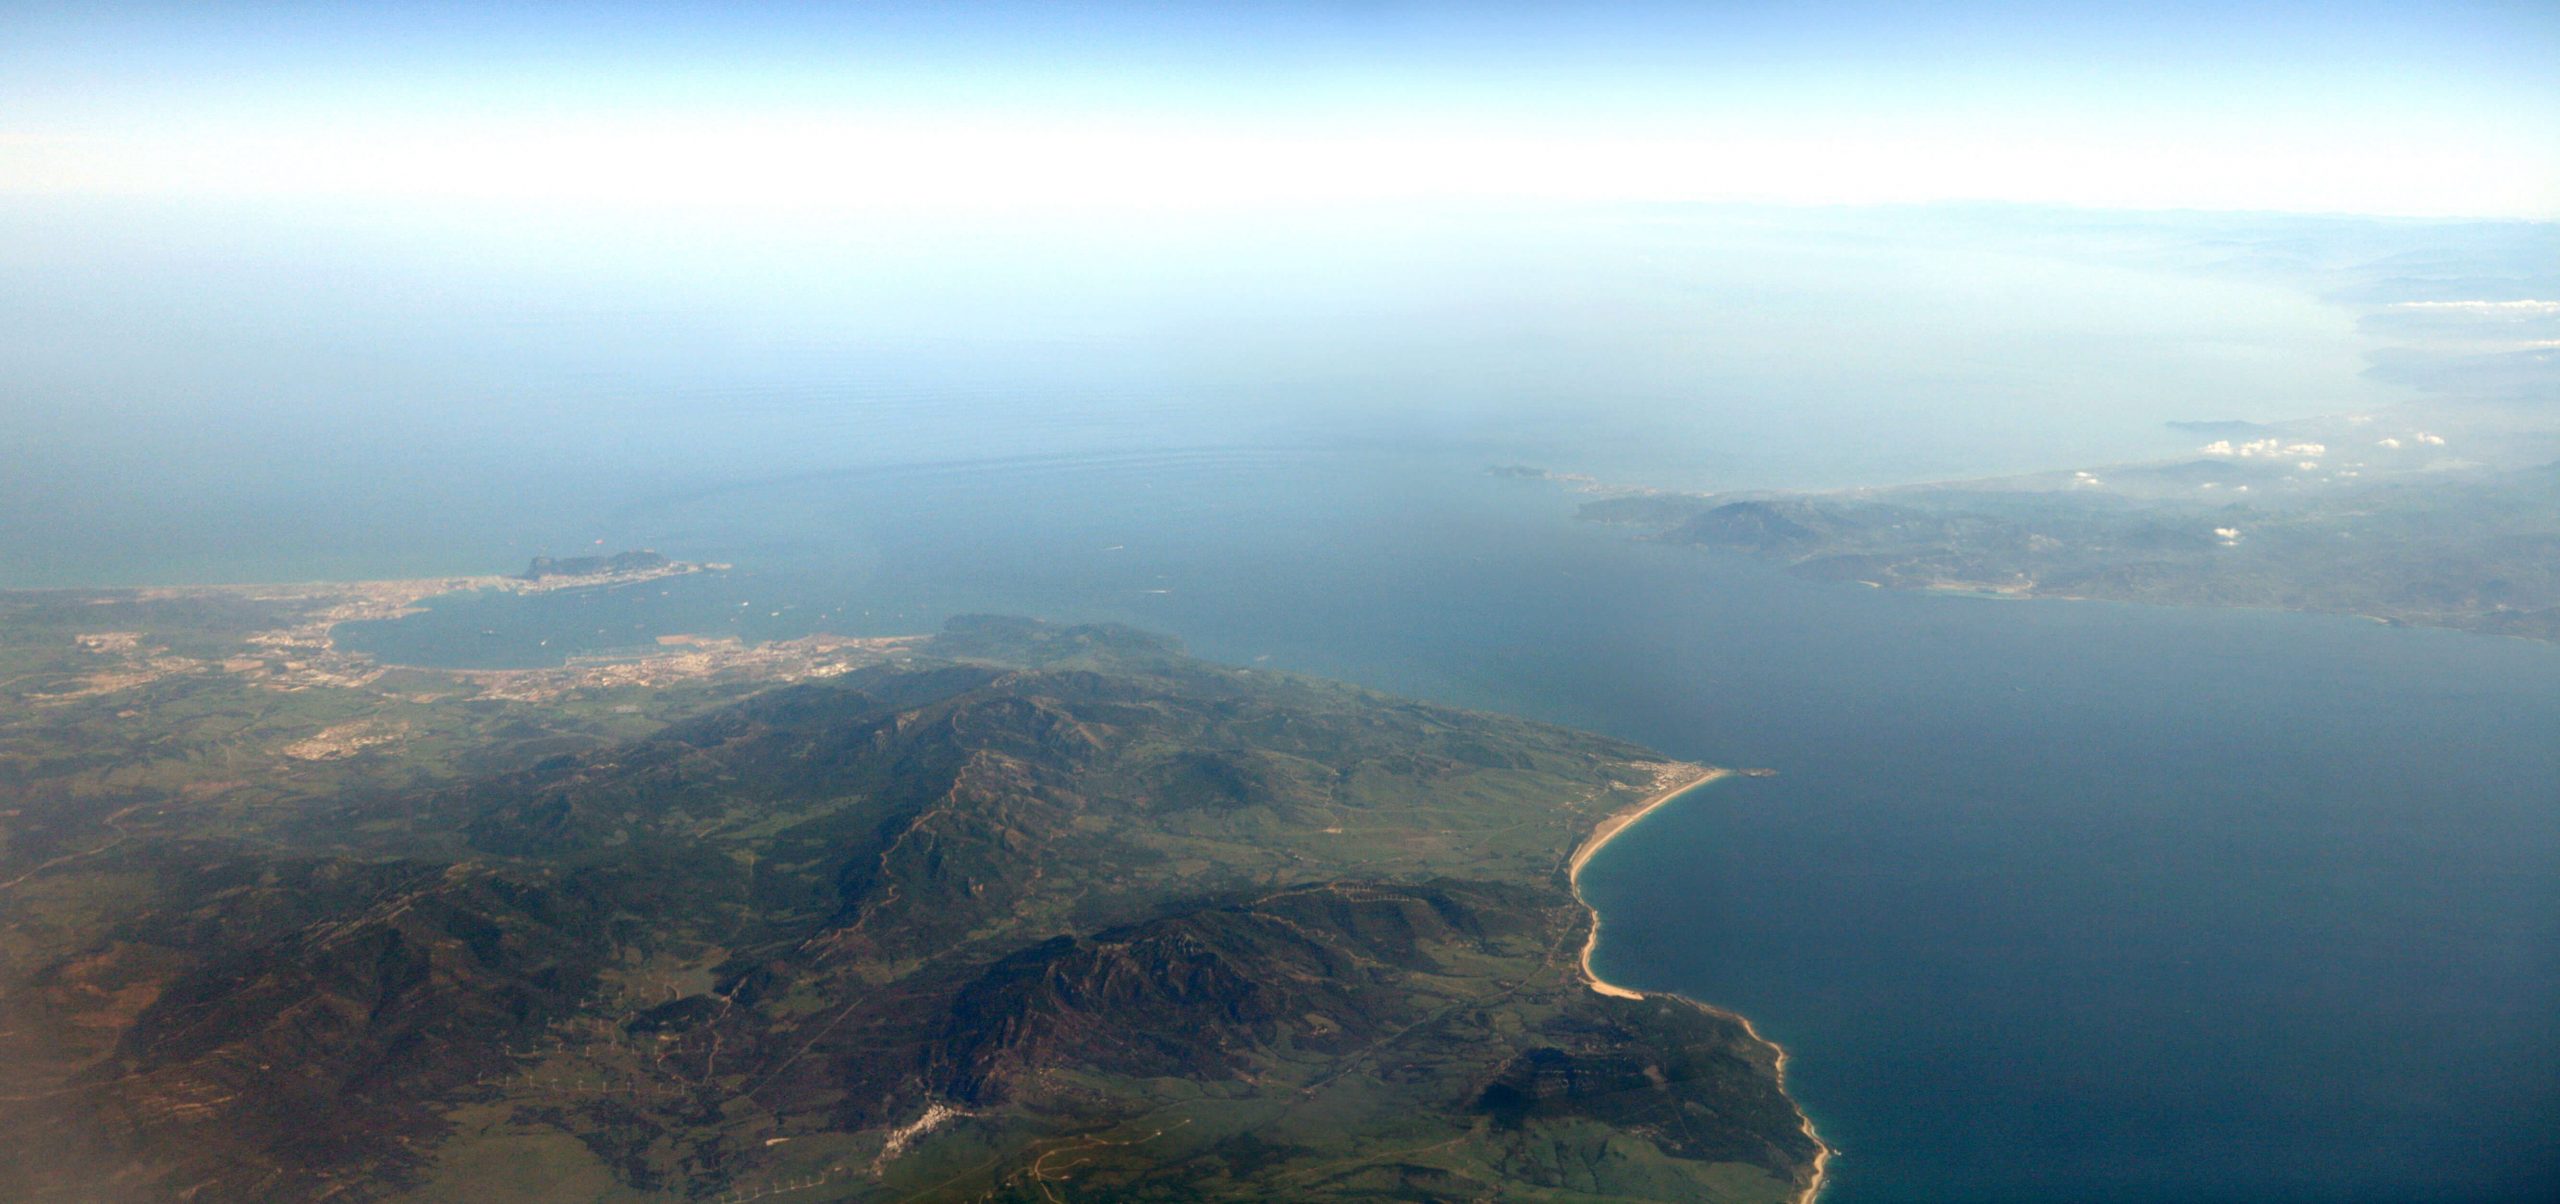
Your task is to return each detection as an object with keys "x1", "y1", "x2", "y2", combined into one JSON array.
[{"x1": 6, "y1": 201, "x2": 2554, "y2": 1201}]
